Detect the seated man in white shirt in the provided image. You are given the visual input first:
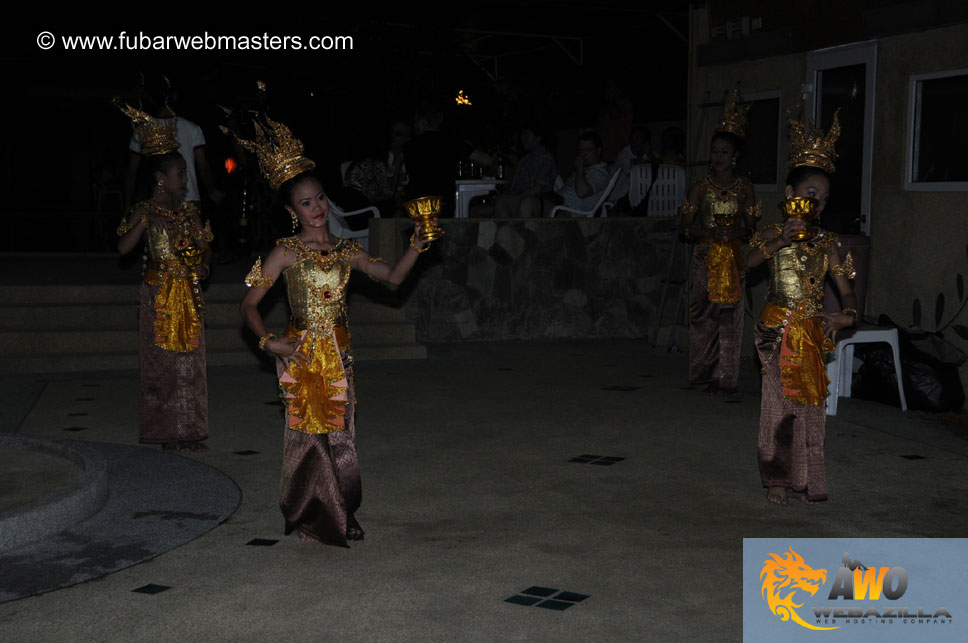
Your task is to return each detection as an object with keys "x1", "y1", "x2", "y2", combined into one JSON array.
[{"x1": 549, "y1": 130, "x2": 611, "y2": 215}]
